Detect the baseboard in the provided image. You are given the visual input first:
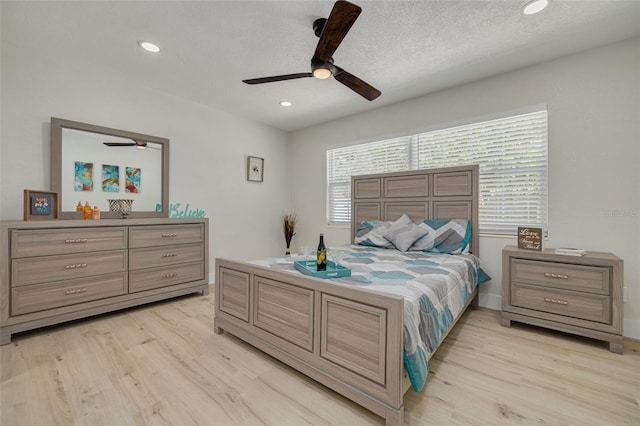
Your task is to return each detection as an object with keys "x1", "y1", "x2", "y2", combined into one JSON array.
[
  {"x1": 478, "y1": 292, "x2": 501, "y2": 311},
  {"x1": 623, "y1": 318, "x2": 640, "y2": 340}
]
